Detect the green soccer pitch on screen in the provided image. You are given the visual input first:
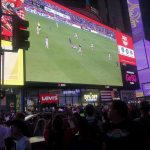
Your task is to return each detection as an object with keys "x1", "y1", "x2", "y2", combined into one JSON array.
[{"x1": 25, "y1": 5, "x2": 123, "y2": 86}]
